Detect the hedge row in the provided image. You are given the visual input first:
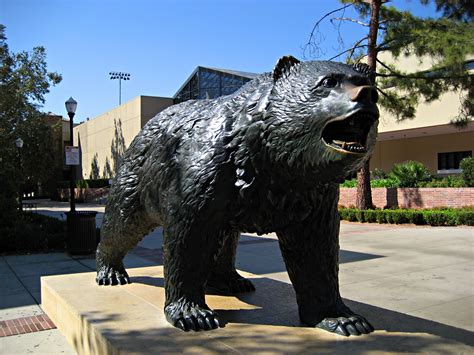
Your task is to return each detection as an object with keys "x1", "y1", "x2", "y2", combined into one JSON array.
[
  {"x1": 0, "y1": 213, "x2": 101, "y2": 254},
  {"x1": 0, "y1": 213, "x2": 66, "y2": 253},
  {"x1": 339, "y1": 208, "x2": 474, "y2": 226}
]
